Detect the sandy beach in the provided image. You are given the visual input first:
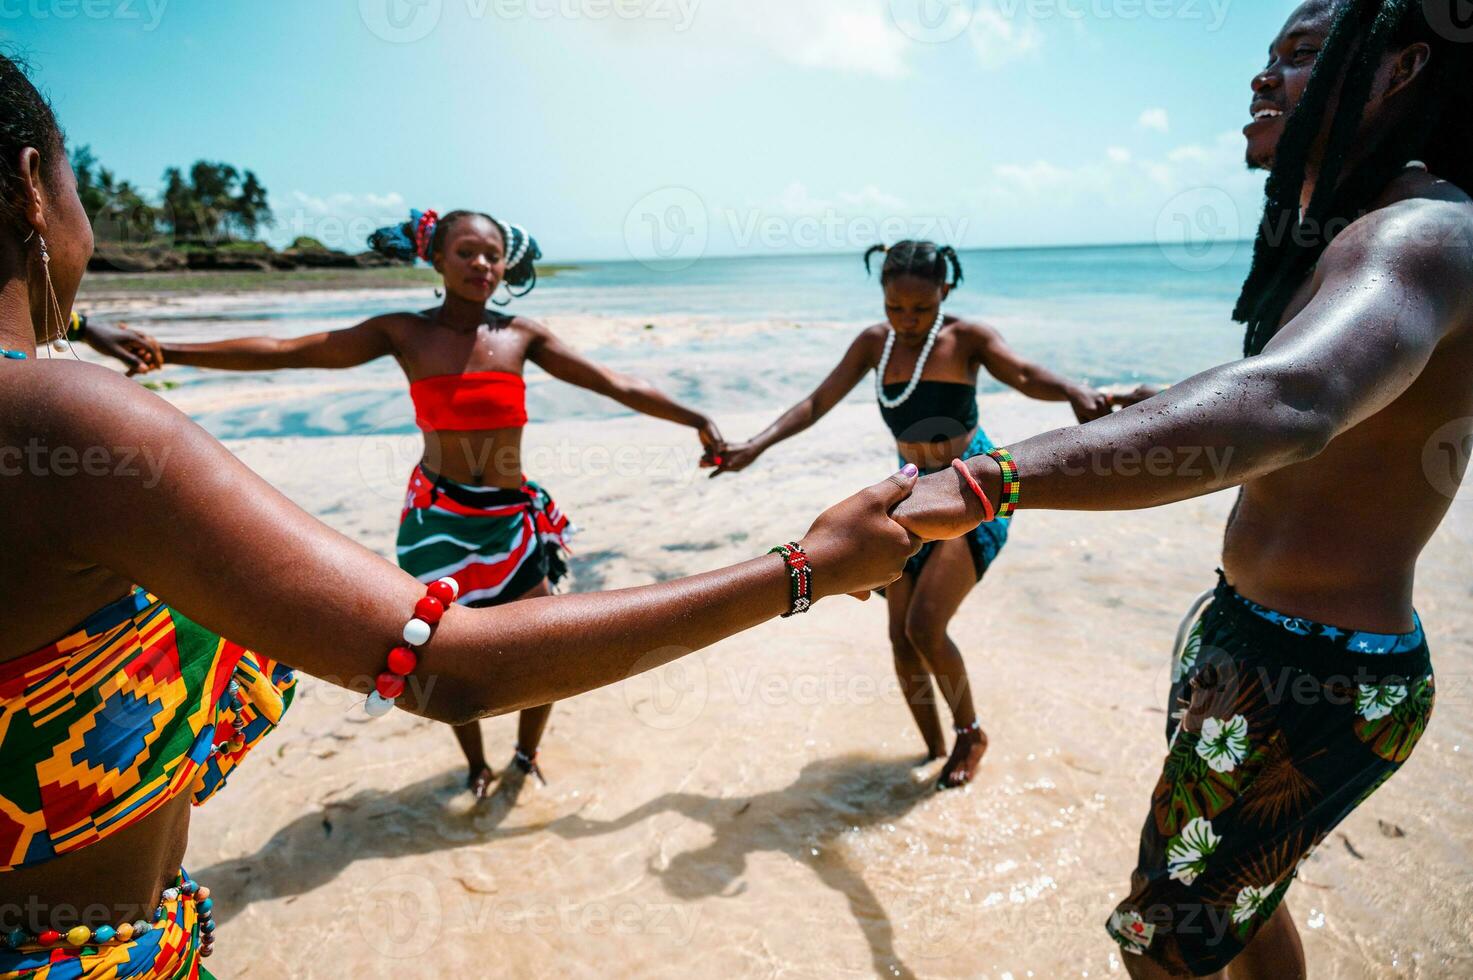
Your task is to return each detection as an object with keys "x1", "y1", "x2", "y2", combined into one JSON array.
[{"x1": 66, "y1": 289, "x2": 1472, "y2": 979}]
